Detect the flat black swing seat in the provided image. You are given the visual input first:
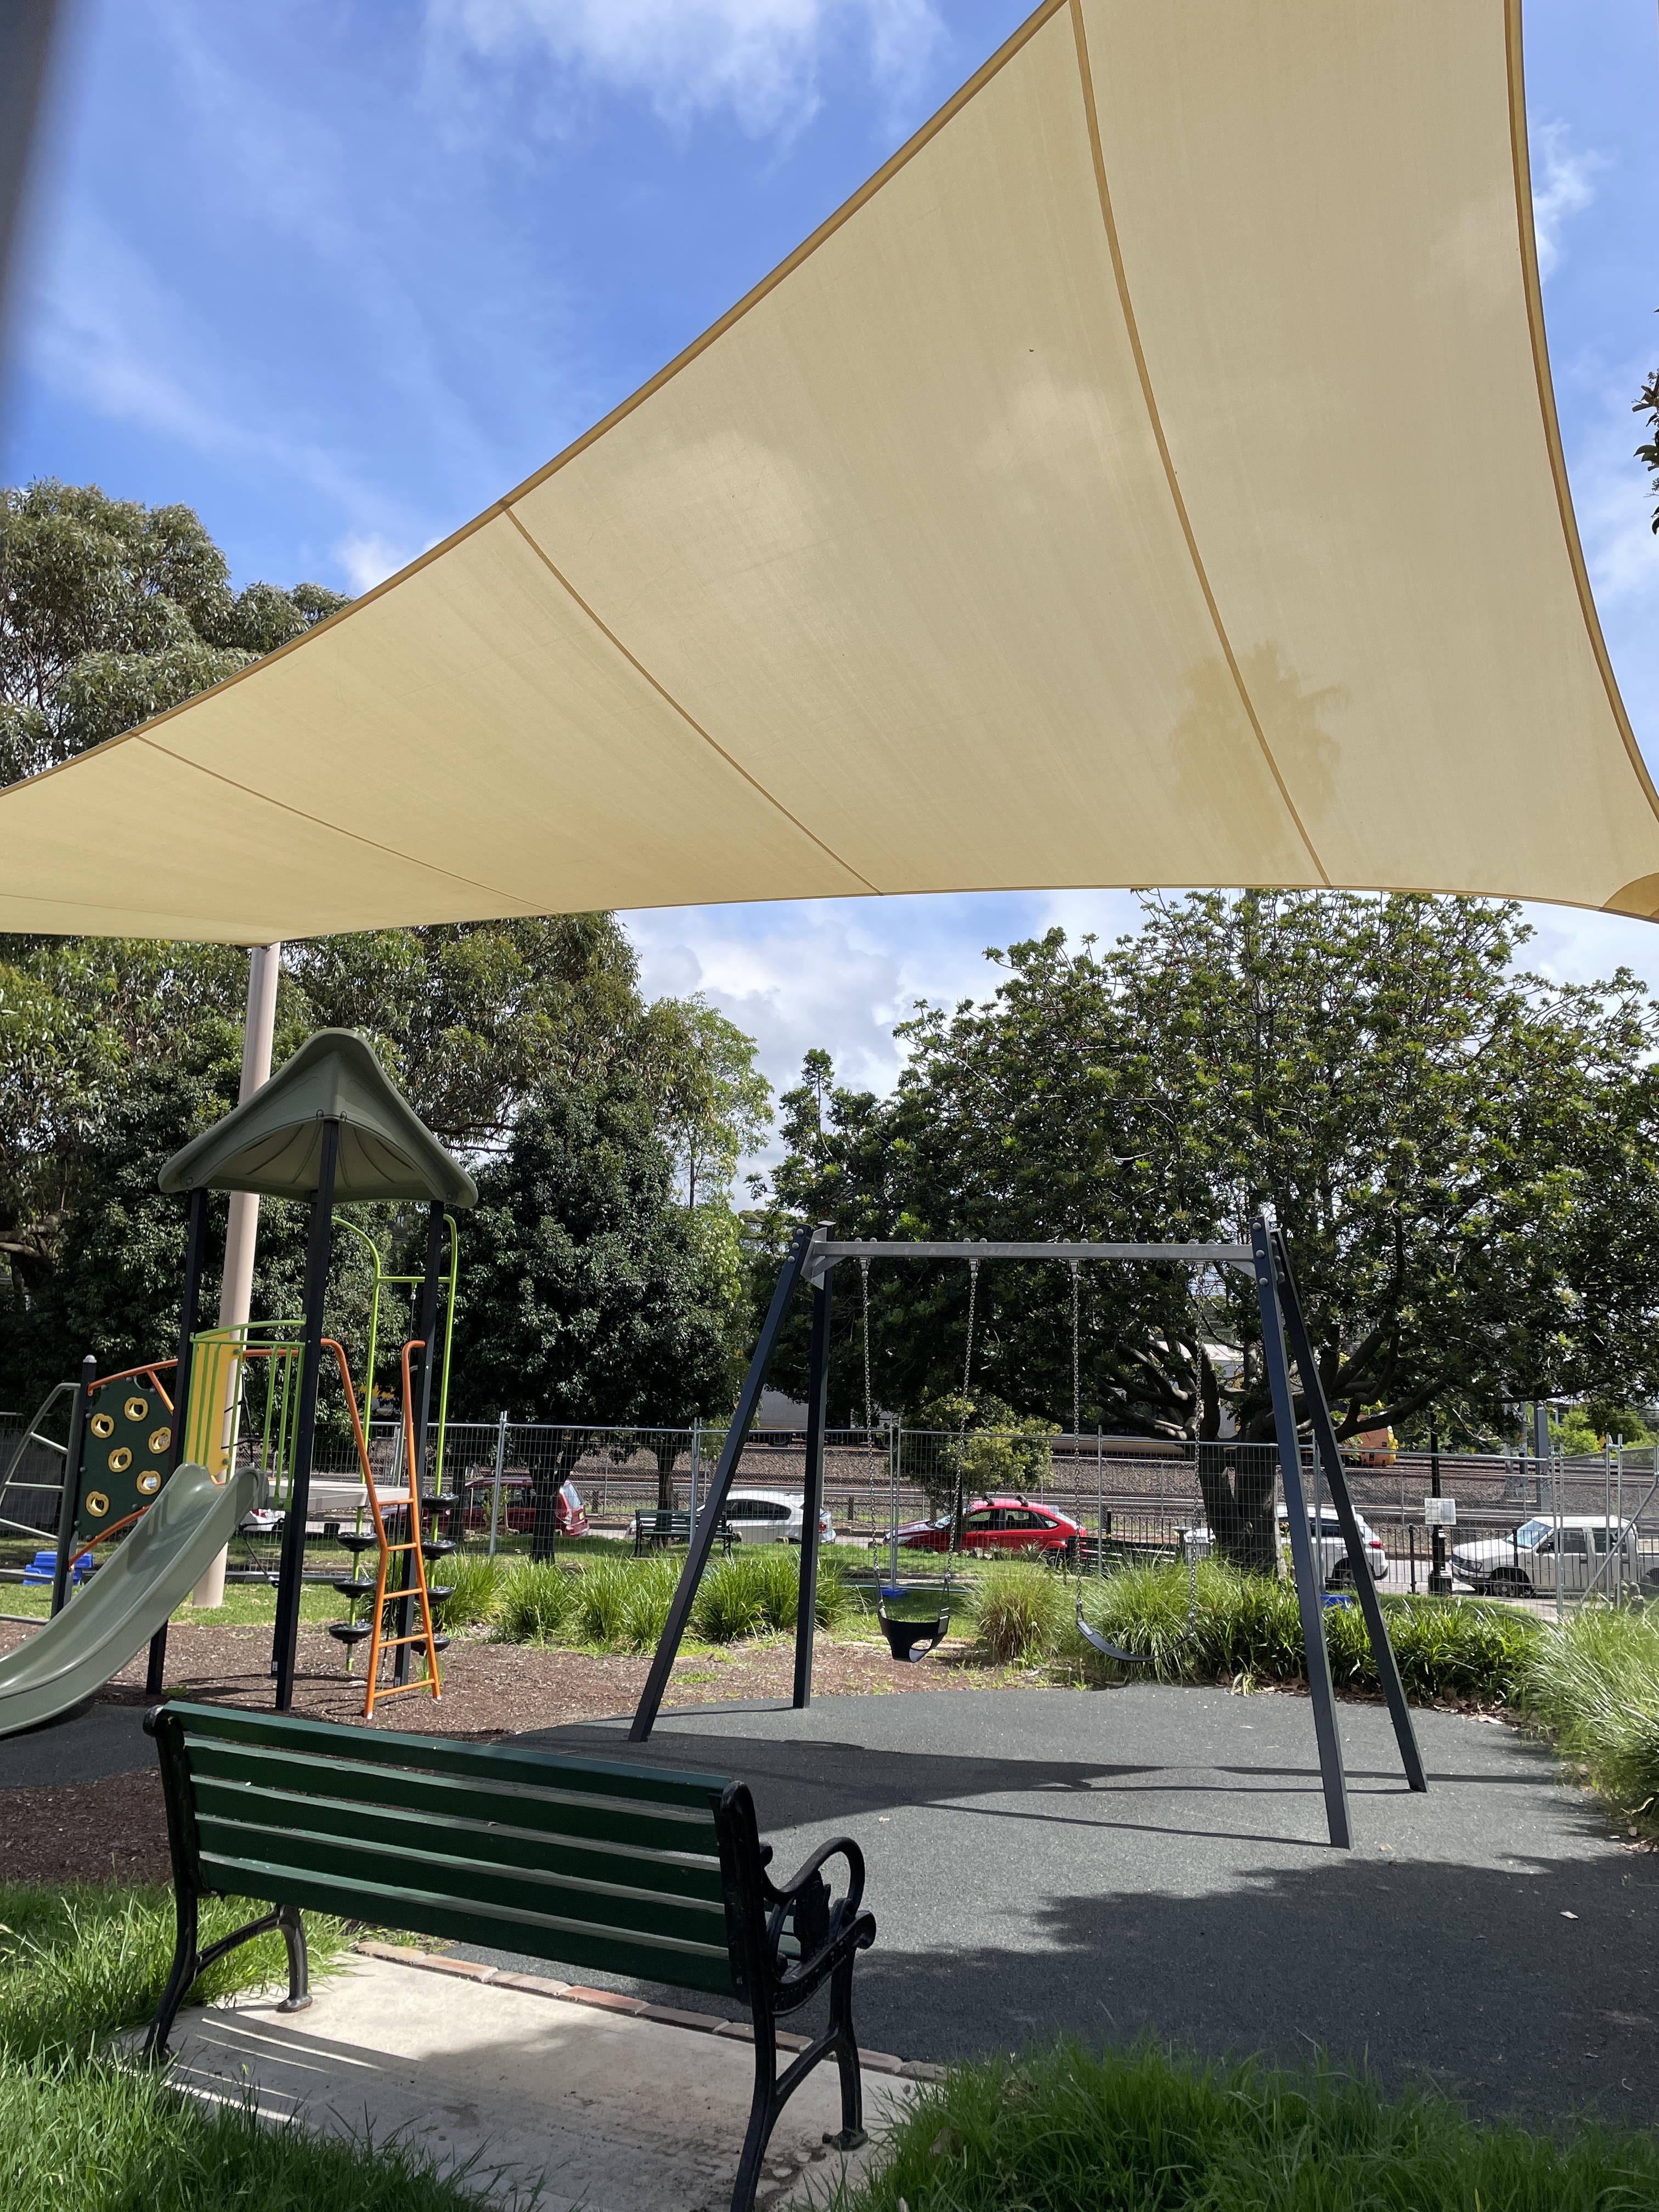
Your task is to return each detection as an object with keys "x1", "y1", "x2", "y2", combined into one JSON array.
[
  {"x1": 876, "y1": 1595, "x2": 950, "y2": 1663},
  {"x1": 1074, "y1": 1599, "x2": 1152, "y2": 1667}
]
